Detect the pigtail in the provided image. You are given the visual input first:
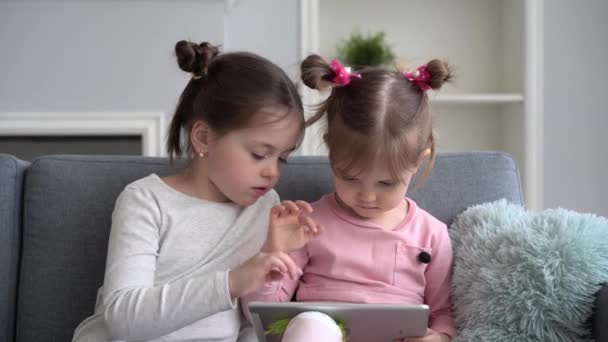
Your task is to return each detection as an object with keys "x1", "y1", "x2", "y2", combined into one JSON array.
[
  {"x1": 301, "y1": 54, "x2": 336, "y2": 90},
  {"x1": 168, "y1": 41, "x2": 220, "y2": 161},
  {"x1": 301, "y1": 54, "x2": 343, "y2": 127},
  {"x1": 424, "y1": 60, "x2": 453, "y2": 90}
]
